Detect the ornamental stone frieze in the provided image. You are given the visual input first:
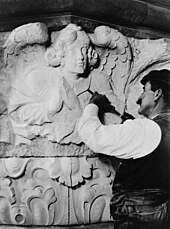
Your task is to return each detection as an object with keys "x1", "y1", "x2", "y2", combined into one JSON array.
[
  {"x1": 0, "y1": 156, "x2": 115, "y2": 225},
  {"x1": 0, "y1": 17, "x2": 170, "y2": 227}
]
